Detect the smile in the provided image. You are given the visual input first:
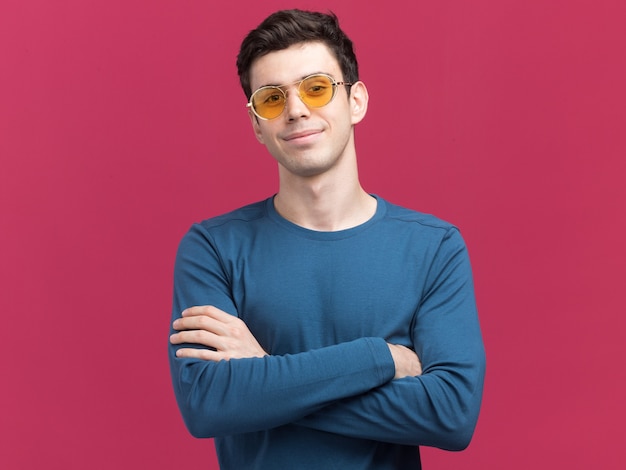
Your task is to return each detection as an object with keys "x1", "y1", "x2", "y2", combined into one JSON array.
[{"x1": 283, "y1": 129, "x2": 322, "y2": 142}]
